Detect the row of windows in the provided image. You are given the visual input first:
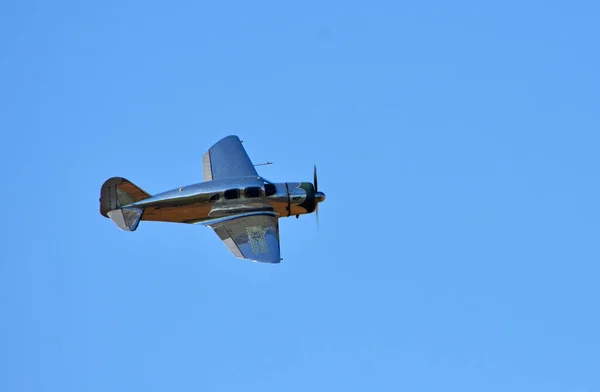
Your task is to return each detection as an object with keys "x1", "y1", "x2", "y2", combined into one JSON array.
[{"x1": 210, "y1": 185, "x2": 277, "y2": 201}]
